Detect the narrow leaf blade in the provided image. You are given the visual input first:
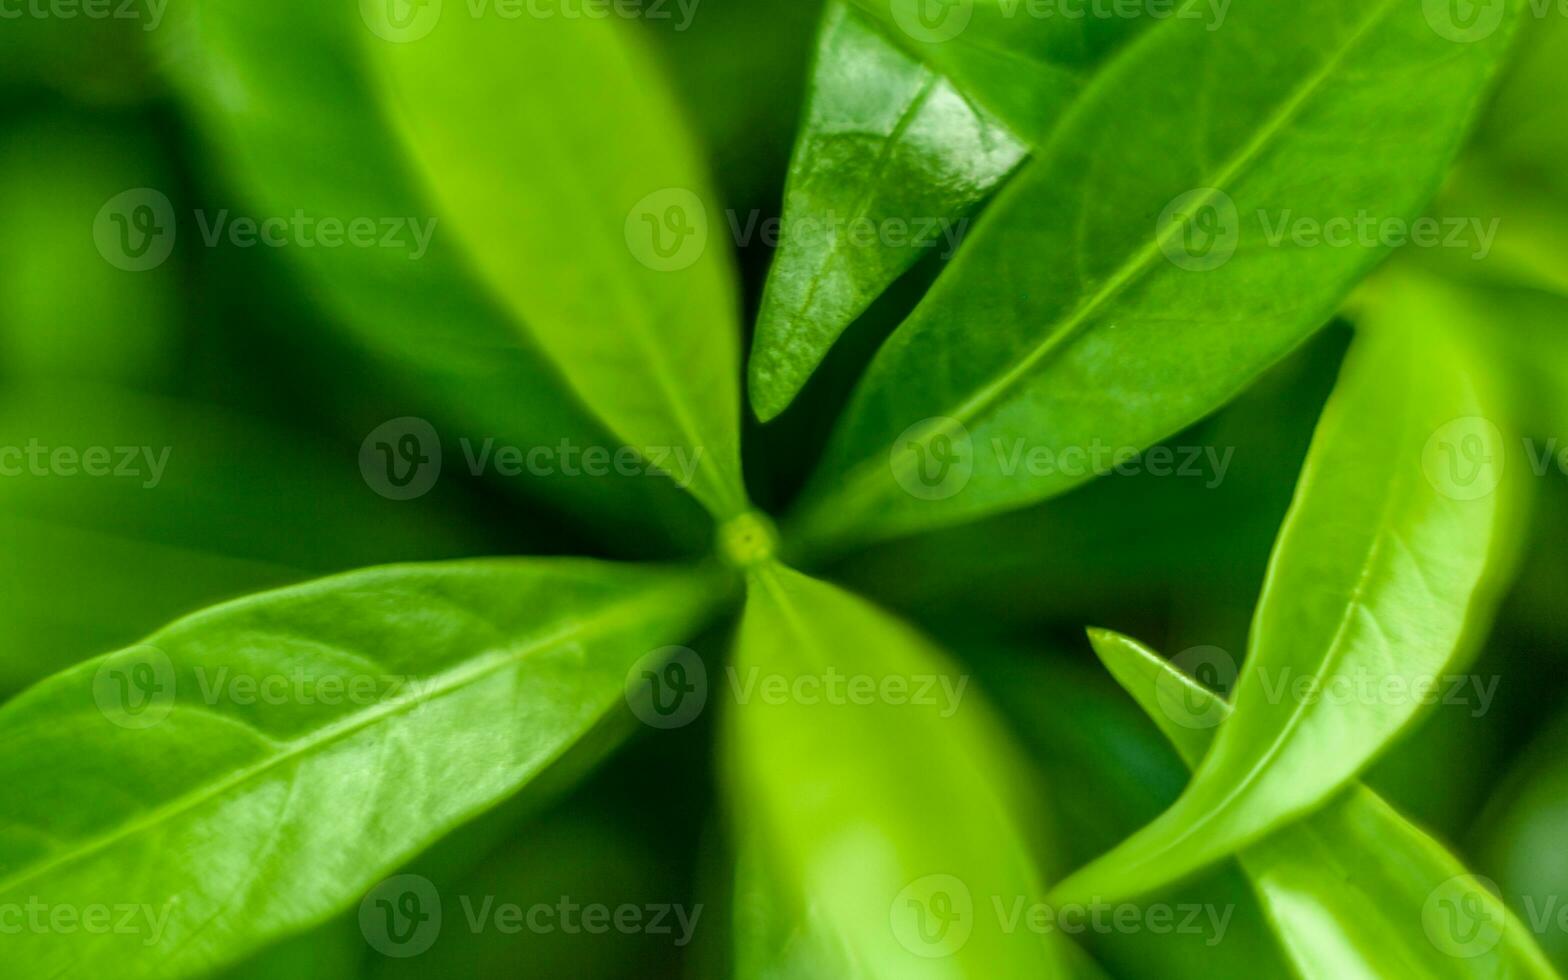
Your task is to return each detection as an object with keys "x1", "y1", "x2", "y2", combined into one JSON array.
[
  {"x1": 747, "y1": 1, "x2": 1027, "y2": 419},
  {"x1": 1087, "y1": 629, "x2": 1559, "y2": 980},
  {"x1": 364, "y1": 15, "x2": 748, "y2": 518},
  {"x1": 1056, "y1": 317, "x2": 1506, "y2": 901}
]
